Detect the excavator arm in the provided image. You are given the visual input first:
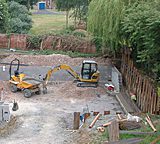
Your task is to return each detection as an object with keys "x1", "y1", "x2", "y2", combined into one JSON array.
[{"x1": 43, "y1": 64, "x2": 80, "y2": 86}]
